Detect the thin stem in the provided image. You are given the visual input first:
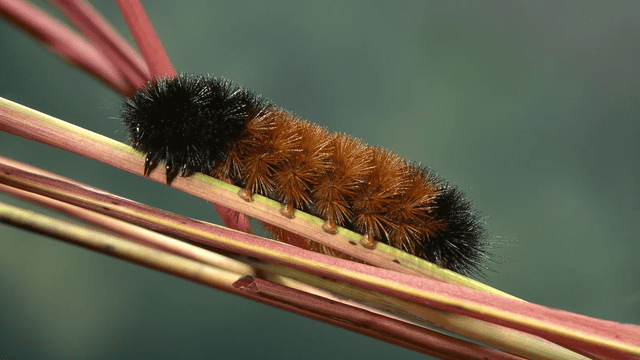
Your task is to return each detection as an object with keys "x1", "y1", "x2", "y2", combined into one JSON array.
[
  {"x1": 51, "y1": 0, "x2": 151, "y2": 92},
  {"x1": 0, "y1": 0, "x2": 131, "y2": 94},
  {"x1": 0, "y1": 201, "x2": 241, "y2": 289},
  {"x1": 234, "y1": 276, "x2": 525, "y2": 360},
  {"x1": 0, "y1": 183, "x2": 256, "y2": 276},
  {"x1": 115, "y1": 0, "x2": 176, "y2": 78}
]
